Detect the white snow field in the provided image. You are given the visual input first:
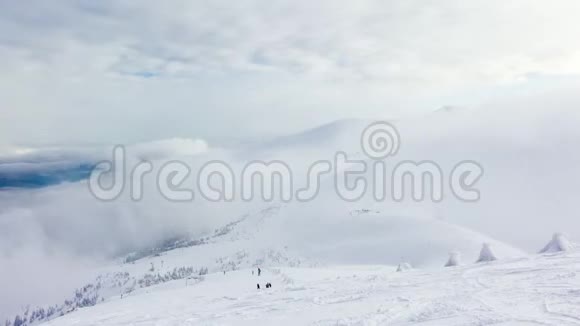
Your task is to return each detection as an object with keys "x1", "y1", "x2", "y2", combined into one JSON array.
[{"x1": 43, "y1": 251, "x2": 580, "y2": 326}]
